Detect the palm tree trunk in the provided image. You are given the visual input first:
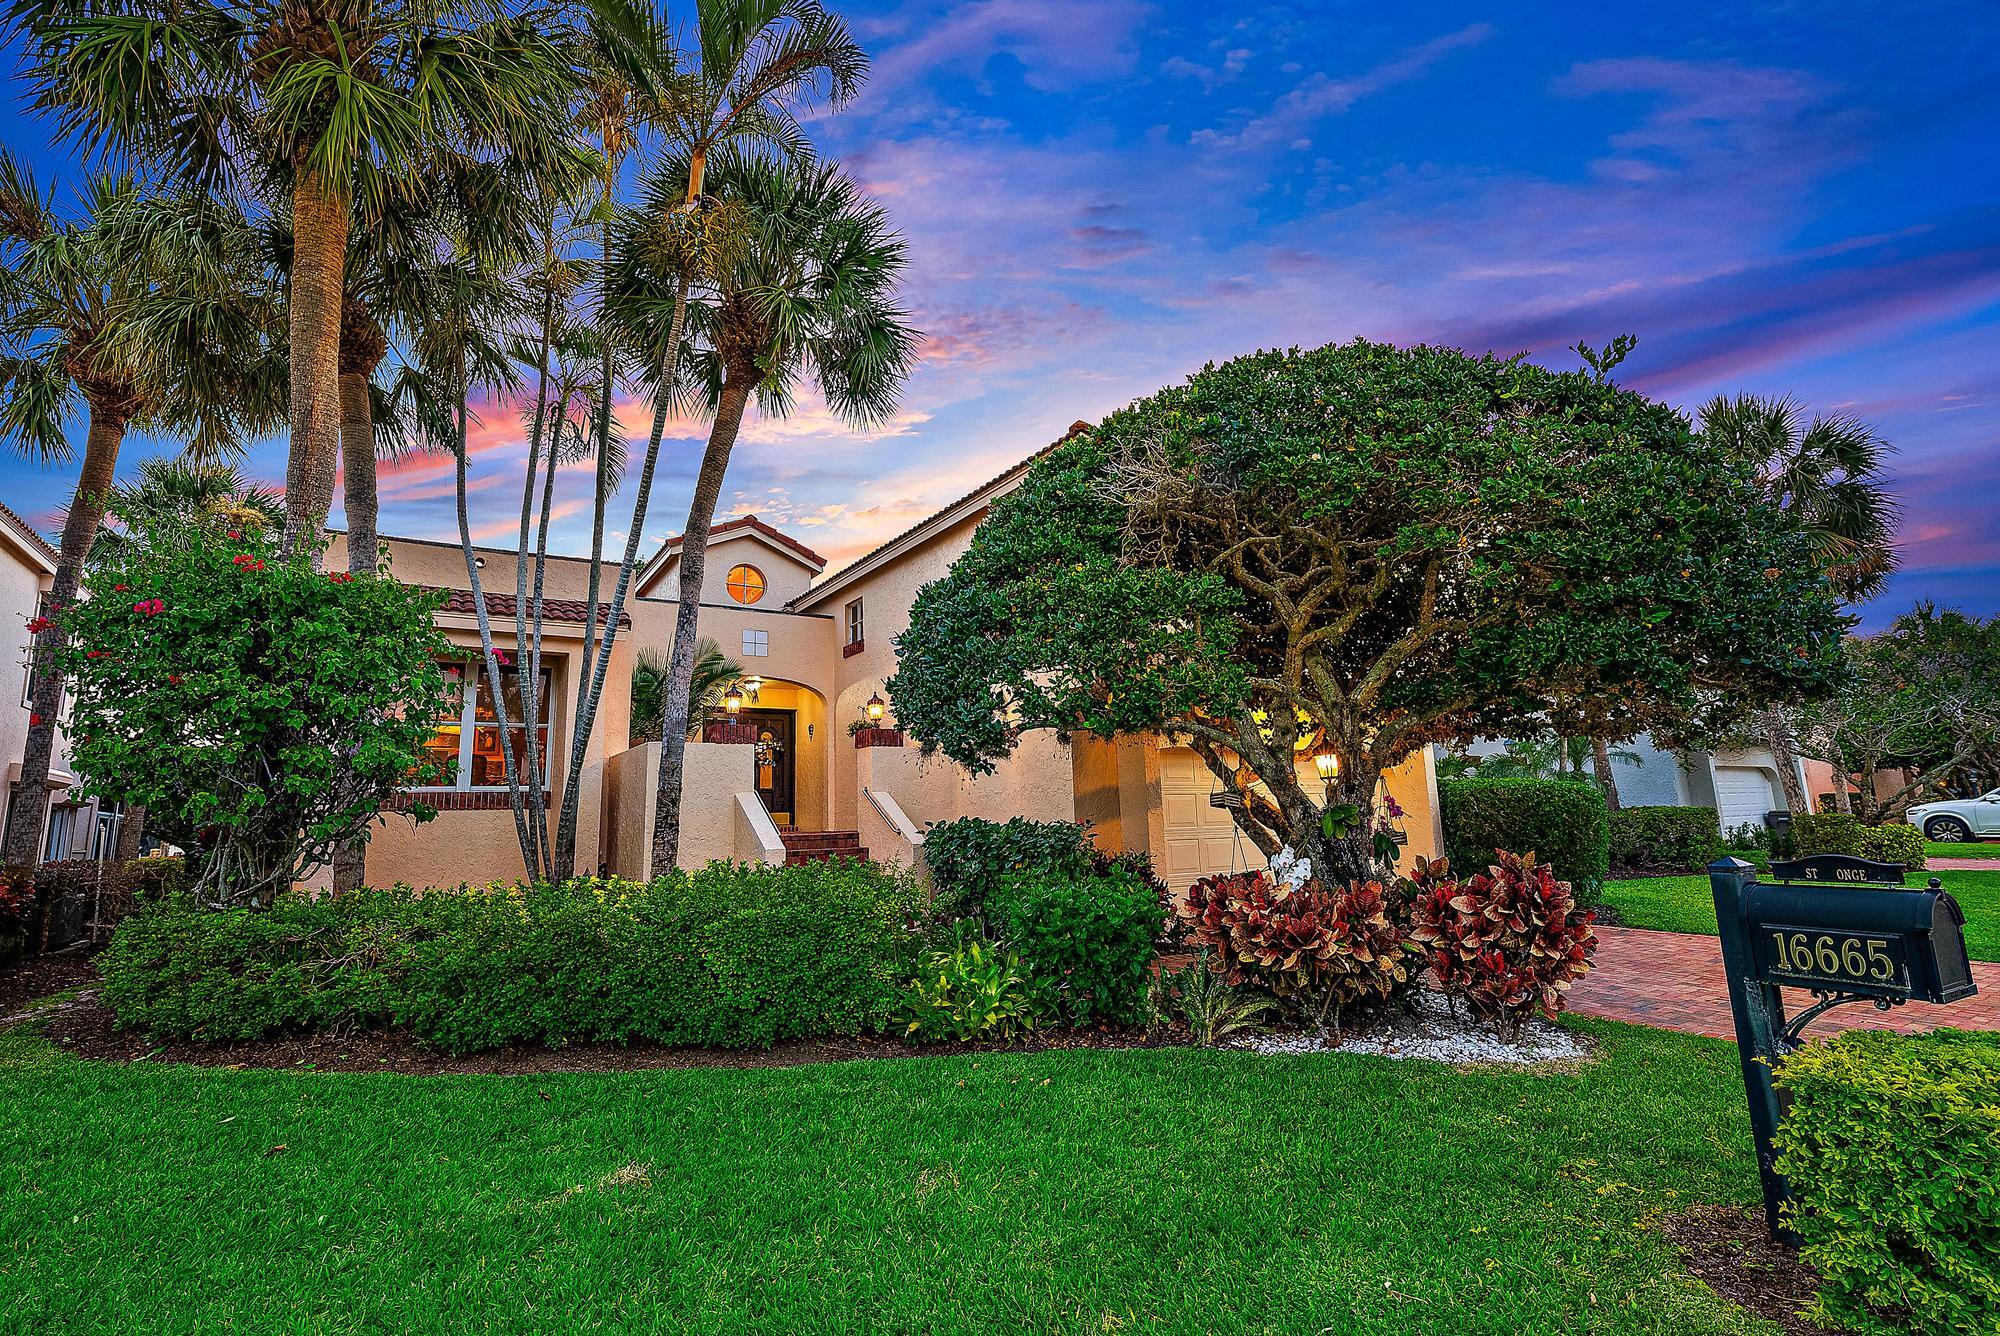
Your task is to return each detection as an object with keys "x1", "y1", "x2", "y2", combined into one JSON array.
[
  {"x1": 3, "y1": 408, "x2": 123, "y2": 867},
  {"x1": 282, "y1": 173, "x2": 351, "y2": 562},
  {"x1": 651, "y1": 378, "x2": 754, "y2": 874},
  {"x1": 339, "y1": 371, "x2": 379, "y2": 575},
  {"x1": 451, "y1": 388, "x2": 538, "y2": 878},
  {"x1": 1591, "y1": 737, "x2": 1620, "y2": 810},
  {"x1": 553, "y1": 274, "x2": 690, "y2": 879},
  {"x1": 508, "y1": 274, "x2": 559, "y2": 882},
  {"x1": 1759, "y1": 706, "x2": 1809, "y2": 817}
]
